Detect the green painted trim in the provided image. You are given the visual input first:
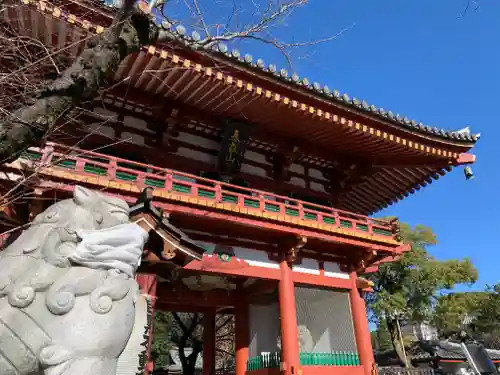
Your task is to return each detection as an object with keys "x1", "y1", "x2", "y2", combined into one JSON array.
[{"x1": 246, "y1": 351, "x2": 360, "y2": 370}]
